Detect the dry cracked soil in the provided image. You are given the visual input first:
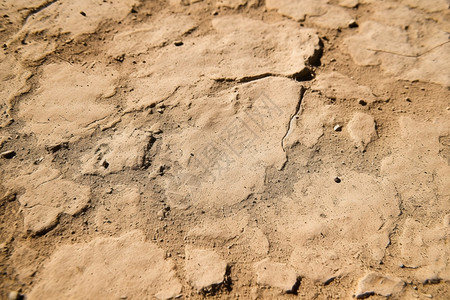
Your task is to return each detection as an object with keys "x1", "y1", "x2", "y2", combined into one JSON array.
[{"x1": 0, "y1": 0, "x2": 449, "y2": 299}]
